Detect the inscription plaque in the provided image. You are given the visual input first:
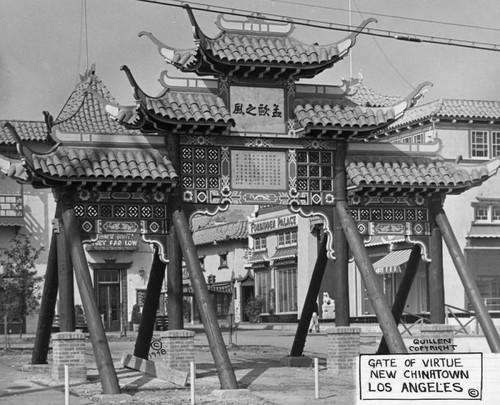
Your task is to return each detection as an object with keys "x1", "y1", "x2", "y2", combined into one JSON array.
[{"x1": 230, "y1": 150, "x2": 286, "y2": 190}]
